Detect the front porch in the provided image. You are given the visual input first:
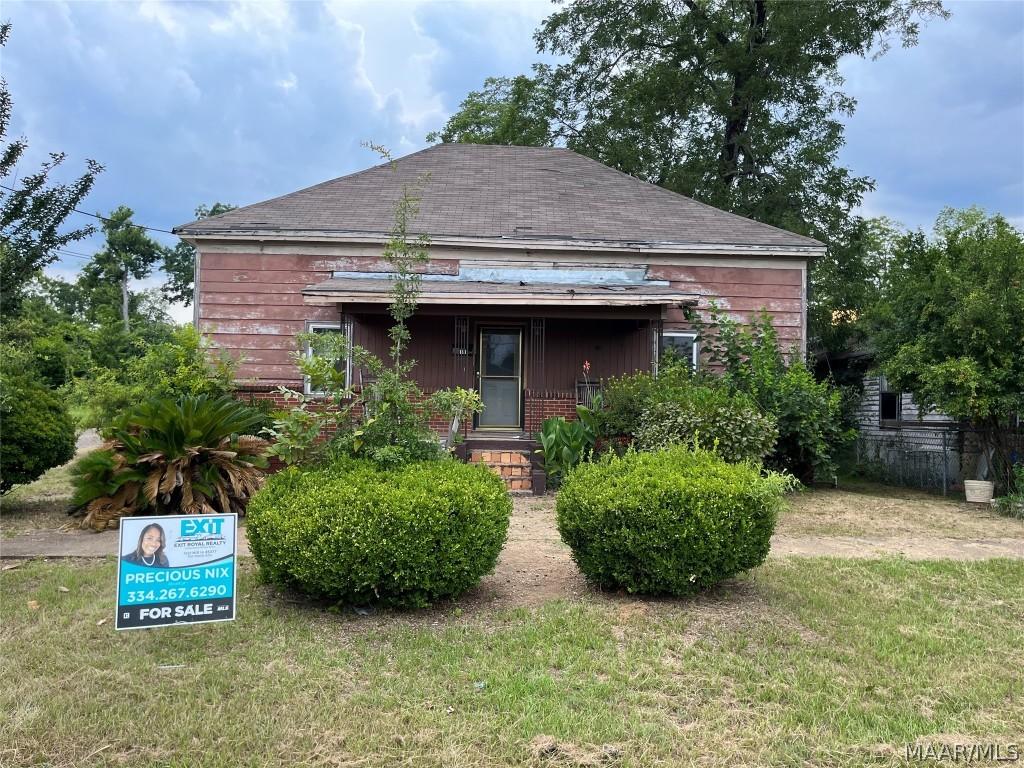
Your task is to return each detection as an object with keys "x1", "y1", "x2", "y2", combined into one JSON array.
[{"x1": 303, "y1": 274, "x2": 698, "y2": 490}]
